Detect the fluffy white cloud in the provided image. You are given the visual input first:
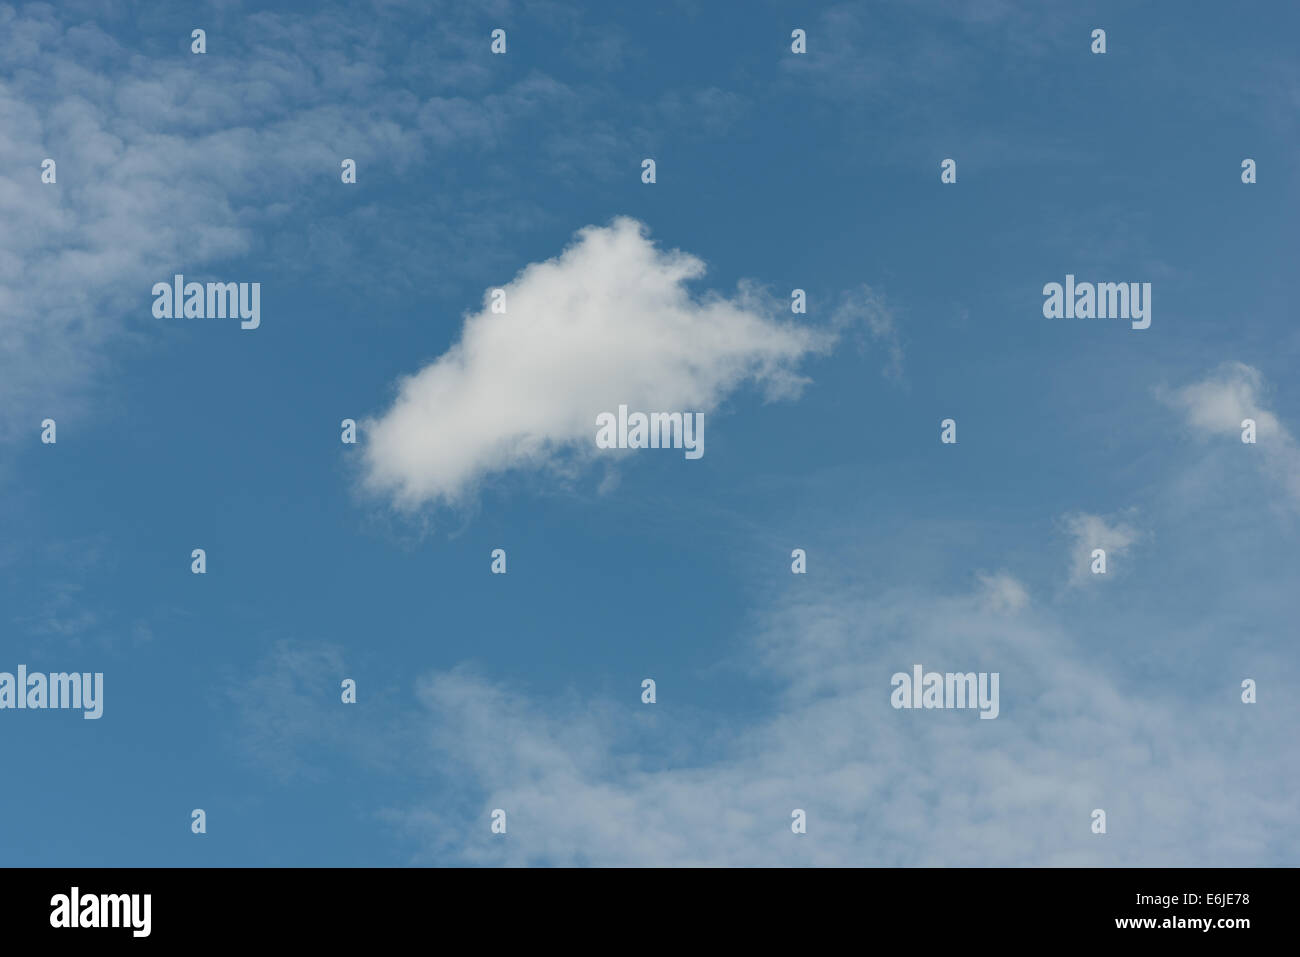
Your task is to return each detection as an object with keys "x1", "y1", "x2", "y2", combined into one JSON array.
[
  {"x1": 1160, "y1": 361, "x2": 1300, "y2": 506},
  {"x1": 1061, "y1": 511, "x2": 1141, "y2": 586},
  {"x1": 360, "y1": 217, "x2": 831, "y2": 509},
  {"x1": 1164, "y1": 361, "x2": 1282, "y2": 438}
]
